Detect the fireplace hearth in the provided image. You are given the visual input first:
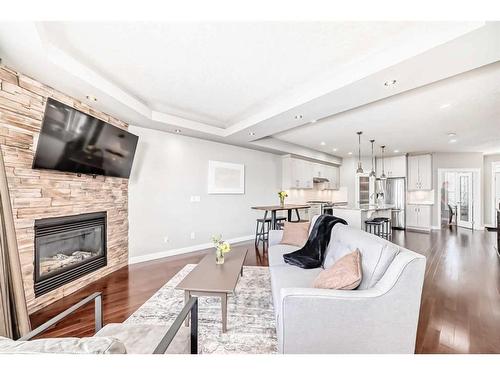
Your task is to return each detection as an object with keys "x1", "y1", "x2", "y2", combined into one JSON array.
[{"x1": 34, "y1": 212, "x2": 107, "y2": 297}]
